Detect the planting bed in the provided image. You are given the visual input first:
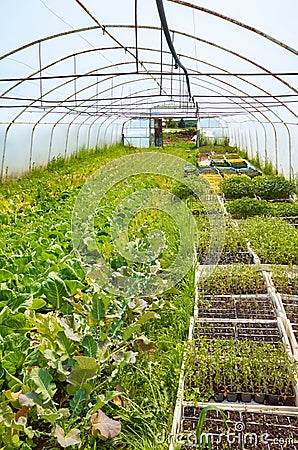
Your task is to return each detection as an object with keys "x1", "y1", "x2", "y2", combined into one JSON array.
[
  {"x1": 196, "y1": 295, "x2": 275, "y2": 319},
  {"x1": 281, "y1": 296, "x2": 298, "y2": 323},
  {"x1": 183, "y1": 337, "x2": 296, "y2": 406},
  {"x1": 217, "y1": 251, "x2": 254, "y2": 264},
  {"x1": 180, "y1": 407, "x2": 298, "y2": 449},
  {"x1": 271, "y1": 267, "x2": 298, "y2": 295},
  {"x1": 170, "y1": 157, "x2": 298, "y2": 450},
  {"x1": 194, "y1": 320, "x2": 282, "y2": 344},
  {"x1": 198, "y1": 251, "x2": 254, "y2": 265},
  {"x1": 197, "y1": 264, "x2": 267, "y2": 295}
]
